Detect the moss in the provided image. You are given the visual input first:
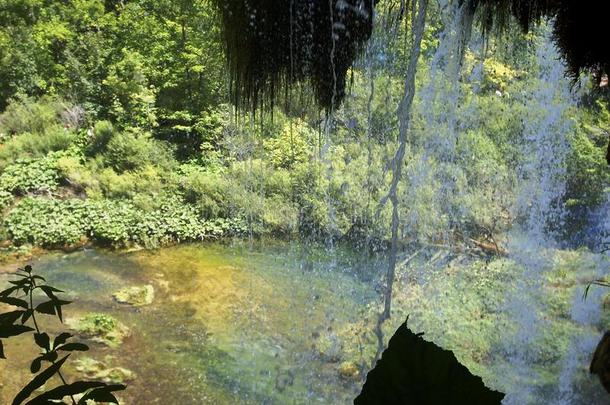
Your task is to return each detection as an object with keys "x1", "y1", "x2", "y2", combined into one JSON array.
[
  {"x1": 113, "y1": 284, "x2": 155, "y2": 306},
  {"x1": 74, "y1": 356, "x2": 136, "y2": 384},
  {"x1": 67, "y1": 313, "x2": 130, "y2": 347}
]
